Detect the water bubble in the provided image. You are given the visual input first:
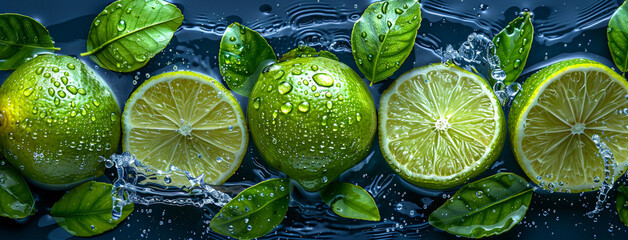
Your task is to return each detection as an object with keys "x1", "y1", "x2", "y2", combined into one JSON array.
[
  {"x1": 395, "y1": 8, "x2": 404, "y2": 14},
  {"x1": 117, "y1": 20, "x2": 126, "y2": 31},
  {"x1": 229, "y1": 36, "x2": 236, "y2": 42},
  {"x1": 321, "y1": 115, "x2": 328, "y2": 126},
  {"x1": 94, "y1": 19, "x2": 100, "y2": 26},
  {"x1": 313, "y1": 73, "x2": 334, "y2": 87},
  {"x1": 66, "y1": 85, "x2": 78, "y2": 94},
  {"x1": 281, "y1": 102, "x2": 293, "y2": 114},
  {"x1": 381, "y1": 1, "x2": 389, "y2": 14},
  {"x1": 298, "y1": 102, "x2": 310, "y2": 112},
  {"x1": 278, "y1": 82, "x2": 293, "y2": 95},
  {"x1": 23, "y1": 88, "x2": 34, "y2": 97},
  {"x1": 356, "y1": 113, "x2": 362, "y2": 122},
  {"x1": 326, "y1": 101, "x2": 333, "y2": 109},
  {"x1": 253, "y1": 98, "x2": 261, "y2": 109},
  {"x1": 476, "y1": 190, "x2": 483, "y2": 198}
]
